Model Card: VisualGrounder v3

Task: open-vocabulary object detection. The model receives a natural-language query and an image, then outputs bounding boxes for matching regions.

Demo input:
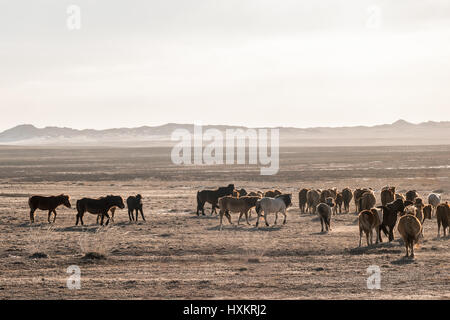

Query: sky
[1,0,450,131]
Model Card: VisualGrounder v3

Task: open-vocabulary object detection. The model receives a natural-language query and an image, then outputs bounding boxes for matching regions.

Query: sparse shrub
[78,226,117,258]
[26,225,55,258]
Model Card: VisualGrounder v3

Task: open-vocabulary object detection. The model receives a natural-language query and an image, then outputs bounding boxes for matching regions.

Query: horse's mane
[276,194,292,207]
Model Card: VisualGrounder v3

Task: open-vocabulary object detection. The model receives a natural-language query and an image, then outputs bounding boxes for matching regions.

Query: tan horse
[218,196,260,230]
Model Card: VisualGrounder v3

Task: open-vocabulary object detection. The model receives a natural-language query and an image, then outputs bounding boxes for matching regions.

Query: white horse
[255,194,292,227]
[428,193,441,215]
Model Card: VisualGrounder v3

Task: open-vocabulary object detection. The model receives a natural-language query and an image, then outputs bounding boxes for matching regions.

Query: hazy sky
[1,0,450,131]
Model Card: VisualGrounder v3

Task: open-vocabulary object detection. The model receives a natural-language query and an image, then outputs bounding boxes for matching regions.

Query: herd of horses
[196,184,449,258]
[27,183,449,257]
[28,194,145,226]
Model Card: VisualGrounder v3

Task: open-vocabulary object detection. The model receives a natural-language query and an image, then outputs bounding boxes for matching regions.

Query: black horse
[127,194,145,222]
[76,195,124,226]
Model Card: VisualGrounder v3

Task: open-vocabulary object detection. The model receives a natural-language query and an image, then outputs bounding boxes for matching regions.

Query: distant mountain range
[0,120,449,146]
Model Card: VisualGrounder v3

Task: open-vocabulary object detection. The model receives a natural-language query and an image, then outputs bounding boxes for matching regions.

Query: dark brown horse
[196,184,235,215]
[28,194,71,223]
[127,194,145,222]
[76,195,125,226]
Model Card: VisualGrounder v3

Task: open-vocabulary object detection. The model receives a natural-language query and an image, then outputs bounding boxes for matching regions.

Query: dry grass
[78,226,119,258]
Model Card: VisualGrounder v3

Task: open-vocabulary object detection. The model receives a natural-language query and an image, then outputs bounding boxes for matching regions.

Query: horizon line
[2,119,449,133]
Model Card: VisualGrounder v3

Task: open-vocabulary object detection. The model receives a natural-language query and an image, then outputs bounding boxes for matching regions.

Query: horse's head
[108,195,125,209]
[136,194,143,201]
[60,194,71,208]
[325,197,335,207]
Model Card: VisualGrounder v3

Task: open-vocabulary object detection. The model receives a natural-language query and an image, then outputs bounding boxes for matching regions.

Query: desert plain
[0,145,448,299]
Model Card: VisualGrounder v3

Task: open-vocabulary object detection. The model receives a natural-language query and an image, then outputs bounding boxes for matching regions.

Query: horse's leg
[255,212,260,227]
[283,209,287,225]
[48,210,52,224]
[140,208,146,221]
[274,212,278,225]
[237,212,243,225]
[225,212,232,225]
[200,201,205,216]
[128,209,133,221]
[29,209,36,223]
[103,212,111,226]
[104,212,111,225]
[437,220,441,237]
[389,227,394,242]
[359,228,362,247]
[264,211,269,227]
[320,218,324,232]
[135,209,139,222]
[96,215,100,224]
[245,210,250,225]
[110,208,115,223]
[52,210,57,223]
[219,210,224,230]
[197,200,204,216]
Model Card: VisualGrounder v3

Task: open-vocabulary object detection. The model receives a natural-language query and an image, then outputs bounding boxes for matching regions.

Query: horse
[218,196,260,230]
[127,194,145,222]
[377,198,405,242]
[196,184,235,215]
[76,195,125,226]
[254,194,292,227]
[28,194,71,223]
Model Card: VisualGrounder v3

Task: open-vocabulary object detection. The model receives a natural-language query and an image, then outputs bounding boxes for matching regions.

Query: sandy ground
[0,146,448,299]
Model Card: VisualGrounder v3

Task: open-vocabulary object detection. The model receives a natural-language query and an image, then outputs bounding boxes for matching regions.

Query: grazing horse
[28,194,71,223]
[255,194,292,227]
[76,195,125,226]
[127,194,145,222]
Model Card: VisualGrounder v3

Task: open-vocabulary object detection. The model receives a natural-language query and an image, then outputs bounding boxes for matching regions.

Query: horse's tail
[358,197,364,212]
[196,191,200,207]
[76,199,83,214]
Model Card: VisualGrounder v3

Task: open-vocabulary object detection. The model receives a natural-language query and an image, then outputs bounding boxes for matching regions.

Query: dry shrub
[78,226,118,258]
[26,225,56,257]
